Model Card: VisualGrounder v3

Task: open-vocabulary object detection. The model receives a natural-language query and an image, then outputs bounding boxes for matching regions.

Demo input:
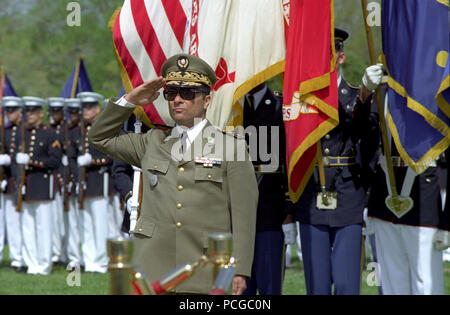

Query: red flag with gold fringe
[282,0,339,202]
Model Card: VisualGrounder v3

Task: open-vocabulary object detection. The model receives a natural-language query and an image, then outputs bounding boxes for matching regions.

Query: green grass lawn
[1,245,449,295]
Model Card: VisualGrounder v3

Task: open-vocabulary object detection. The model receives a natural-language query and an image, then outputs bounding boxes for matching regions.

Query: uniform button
[324,148,330,155]
[179,167,184,172]
[207,174,212,179]
[29,153,34,157]
[177,203,182,209]
[325,134,331,140]
[138,228,143,232]
[154,165,158,169]
[176,222,182,228]
[425,178,431,183]
[177,185,183,191]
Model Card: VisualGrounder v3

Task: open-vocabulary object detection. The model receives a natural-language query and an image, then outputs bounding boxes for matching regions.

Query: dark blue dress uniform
[69,121,115,199]
[0,96,25,270]
[242,84,287,295]
[47,97,69,264]
[288,77,376,295]
[20,123,63,201]
[75,91,112,273]
[367,147,445,228]
[2,122,20,196]
[19,96,63,275]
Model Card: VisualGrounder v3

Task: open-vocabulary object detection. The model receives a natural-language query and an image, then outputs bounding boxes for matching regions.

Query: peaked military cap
[161,53,217,88]
[47,97,65,110]
[77,92,104,107]
[2,96,23,108]
[65,98,81,112]
[23,96,45,109]
[335,27,349,51]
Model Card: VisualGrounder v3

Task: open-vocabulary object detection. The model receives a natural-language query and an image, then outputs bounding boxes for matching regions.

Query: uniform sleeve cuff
[115,96,137,108]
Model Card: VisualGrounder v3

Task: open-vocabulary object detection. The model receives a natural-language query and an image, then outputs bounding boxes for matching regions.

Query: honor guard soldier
[76,91,114,273]
[47,97,68,265]
[64,98,83,268]
[17,96,63,275]
[241,83,289,295]
[0,96,25,271]
[89,53,258,294]
[366,92,449,294]
[285,28,383,294]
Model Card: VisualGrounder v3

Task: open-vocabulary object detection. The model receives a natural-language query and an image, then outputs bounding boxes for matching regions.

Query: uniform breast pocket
[194,167,223,186]
[146,158,170,188]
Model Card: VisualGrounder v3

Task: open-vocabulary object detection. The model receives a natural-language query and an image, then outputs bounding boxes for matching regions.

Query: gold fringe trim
[435,73,450,117]
[387,109,450,174]
[387,76,449,138]
[228,59,286,127]
[287,118,338,202]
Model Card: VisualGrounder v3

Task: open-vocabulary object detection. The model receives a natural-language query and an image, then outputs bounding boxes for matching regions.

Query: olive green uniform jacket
[88,100,258,294]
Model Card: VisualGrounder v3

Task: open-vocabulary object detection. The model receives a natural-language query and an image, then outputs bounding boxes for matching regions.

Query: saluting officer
[17,96,62,275]
[285,28,383,294]
[0,96,25,271]
[63,98,84,268]
[47,97,68,265]
[242,83,289,295]
[88,53,258,294]
[75,92,114,273]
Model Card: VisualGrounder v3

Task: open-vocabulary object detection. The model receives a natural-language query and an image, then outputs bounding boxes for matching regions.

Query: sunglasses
[163,87,209,101]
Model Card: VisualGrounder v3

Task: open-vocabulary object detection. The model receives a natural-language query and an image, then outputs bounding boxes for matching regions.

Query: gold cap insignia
[177,56,189,71]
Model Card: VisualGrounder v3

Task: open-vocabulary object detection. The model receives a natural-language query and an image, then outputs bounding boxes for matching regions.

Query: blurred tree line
[0,0,381,100]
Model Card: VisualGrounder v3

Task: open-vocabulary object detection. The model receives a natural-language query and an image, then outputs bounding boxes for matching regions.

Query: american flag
[111,0,192,127]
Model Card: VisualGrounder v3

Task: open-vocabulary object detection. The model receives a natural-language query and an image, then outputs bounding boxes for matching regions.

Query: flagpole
[361,0,399,203]
[70,55,83,98]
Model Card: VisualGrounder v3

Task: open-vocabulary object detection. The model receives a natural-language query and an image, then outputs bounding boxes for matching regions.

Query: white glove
[0,154,11,166]
[433,230,450,251]
[282,223,297,245]
[126,197,134,215]
[62,155,69,166]
[77,153,92,167]
[16,153,30,165]
[1,179,7,192]
[362,63,383,91]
